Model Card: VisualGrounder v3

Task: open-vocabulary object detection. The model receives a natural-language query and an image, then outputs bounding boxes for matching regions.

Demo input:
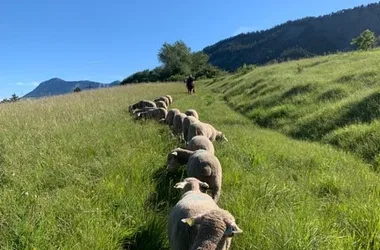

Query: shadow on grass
[121,217,169,250]
[145,165,185,213]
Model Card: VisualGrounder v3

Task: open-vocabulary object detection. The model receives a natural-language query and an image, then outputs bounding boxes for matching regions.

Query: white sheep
[173,113,187,134]
[166,95,173,104]
[185,109,199,120]
[187,150,223,203]
[167,149,223,202]
[155,100,168,110]
[168,178,242,250]
[167,148,194,172]
[182,116,198,142]
[187,121,228,142]
[186,135,215,155]
[154,96,170,107]
[128,100,156,113]
[166,108,180,126]
[135,108,167,121]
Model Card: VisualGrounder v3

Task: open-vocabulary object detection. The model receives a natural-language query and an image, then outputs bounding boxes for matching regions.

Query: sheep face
[167,151,182,172]
[174,177,209,193]
[216,133,228,142]
[182,209,243,237]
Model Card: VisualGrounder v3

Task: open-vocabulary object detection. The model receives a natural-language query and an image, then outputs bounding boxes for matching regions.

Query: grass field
[206,49,380,167]
[1,51,380,249]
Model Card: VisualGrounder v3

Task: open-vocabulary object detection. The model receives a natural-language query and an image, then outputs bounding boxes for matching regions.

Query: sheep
[187,150,223,203]
[167,149,222,202]
[155,100,168,110]
[187,135,215,155]
[135,108,167,121]
[166,95,173,104]
[154,96,170,107]
[173,113,187,134]
[185,109,199,120]
[168,178,242,250]
[166,108,180,126]
[187,121,228,142]
[167,148,194,172]
[128,100,156,113]
[131,107,155,114]
[182,116,198,142]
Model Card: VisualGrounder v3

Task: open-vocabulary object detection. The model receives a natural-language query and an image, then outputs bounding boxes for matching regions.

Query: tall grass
[1,80,380,249]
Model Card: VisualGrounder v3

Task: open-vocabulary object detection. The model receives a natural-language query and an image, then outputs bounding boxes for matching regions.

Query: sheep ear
[222,135,228,142]
[200,182,209,189]
[224,224,243,236]
[181,218,196,226]
[174,181,186,189]
[171,151,178,156]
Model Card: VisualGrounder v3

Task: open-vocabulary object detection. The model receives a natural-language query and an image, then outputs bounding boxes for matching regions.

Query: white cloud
[14,81,40,86]
[233,26,257,36]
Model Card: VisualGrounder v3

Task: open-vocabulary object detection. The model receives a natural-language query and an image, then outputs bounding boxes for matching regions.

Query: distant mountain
[204,2,380,71]
[23,78,121,98]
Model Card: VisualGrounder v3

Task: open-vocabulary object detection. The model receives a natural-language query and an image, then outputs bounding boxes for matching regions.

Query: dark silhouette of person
[186,75,195,94]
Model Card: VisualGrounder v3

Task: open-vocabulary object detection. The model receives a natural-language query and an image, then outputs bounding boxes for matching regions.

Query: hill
[204,2,380,70]
[205,48,380,167]
[1,53,380,249]
[23,78,120,98]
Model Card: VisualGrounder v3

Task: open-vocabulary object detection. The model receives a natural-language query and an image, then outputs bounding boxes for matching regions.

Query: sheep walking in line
[165,95,173,105]
[187,150,223,203]
[168,178,242,250]
[154,96,170,107]
[155,100,168,110]
[182,116,198,143]
[128,100,156,113]
[167,149,223,203]
[166,109,181,126]
[135,108,167,121]
[188,121,228,142]
[185,109,199,120]
[173,113,187,134]
[187,135,215,155]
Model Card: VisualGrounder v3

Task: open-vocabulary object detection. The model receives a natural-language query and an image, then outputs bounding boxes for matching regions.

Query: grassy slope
[1,79,380,249]
[206,49,380,165]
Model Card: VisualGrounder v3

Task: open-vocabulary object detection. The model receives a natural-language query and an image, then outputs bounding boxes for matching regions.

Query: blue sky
[0,0,377,98]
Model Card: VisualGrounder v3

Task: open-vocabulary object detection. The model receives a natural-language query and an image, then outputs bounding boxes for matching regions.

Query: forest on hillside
[204,2,380,70]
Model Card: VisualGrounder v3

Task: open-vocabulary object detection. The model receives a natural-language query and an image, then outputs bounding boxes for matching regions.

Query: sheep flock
[128,95,242,250]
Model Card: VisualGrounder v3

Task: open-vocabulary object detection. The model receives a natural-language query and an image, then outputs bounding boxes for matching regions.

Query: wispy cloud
[233,26,257,36]
[14,81,39,86]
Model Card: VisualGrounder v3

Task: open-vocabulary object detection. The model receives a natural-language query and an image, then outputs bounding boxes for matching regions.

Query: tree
[351,29,376,50]
[158,40,192,77]
[73,87,81,92]
[10,94,20,102]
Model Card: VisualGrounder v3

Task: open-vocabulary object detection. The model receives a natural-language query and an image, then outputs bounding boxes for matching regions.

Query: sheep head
[182,209,242,236]
[174,177,209,193]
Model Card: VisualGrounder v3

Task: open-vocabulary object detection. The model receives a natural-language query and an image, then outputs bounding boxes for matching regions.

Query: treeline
[204,2,380,70]
[1,94,20,104]
[121,41,224,85]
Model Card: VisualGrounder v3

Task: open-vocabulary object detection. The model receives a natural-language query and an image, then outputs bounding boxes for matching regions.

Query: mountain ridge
[23,78,121,98]
[203,2,380,70]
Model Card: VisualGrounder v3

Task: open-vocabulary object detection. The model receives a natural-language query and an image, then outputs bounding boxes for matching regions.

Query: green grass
[206,49,380,164]
[1,76,380,249]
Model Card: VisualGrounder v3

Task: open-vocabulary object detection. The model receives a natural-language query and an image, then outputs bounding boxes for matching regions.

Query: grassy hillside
[206,49,380,167]
[1,79,380,249]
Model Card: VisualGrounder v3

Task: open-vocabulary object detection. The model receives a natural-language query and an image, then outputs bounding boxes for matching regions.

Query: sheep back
[187,136,215,155]
[187,150,222,203]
